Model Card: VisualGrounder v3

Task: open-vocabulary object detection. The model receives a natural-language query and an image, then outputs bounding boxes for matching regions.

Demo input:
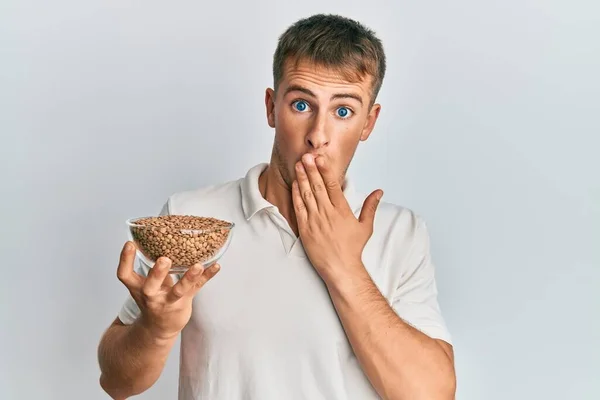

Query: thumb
[359,189,383,226]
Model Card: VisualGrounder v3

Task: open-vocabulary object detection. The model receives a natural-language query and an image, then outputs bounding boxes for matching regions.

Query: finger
[161,272,175,288]
[302,154,330,209]
[359,190,383,227]
[193,263,221,291]
[295,160,318,214]
[291,180,308,226]
[315,156,346,207]
[167,263,204,302]
[142,257,172,296]
[117,241,143,290]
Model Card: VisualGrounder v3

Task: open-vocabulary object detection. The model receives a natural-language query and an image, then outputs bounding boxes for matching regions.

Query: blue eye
[337,107,351,118]
[293,100,309,112]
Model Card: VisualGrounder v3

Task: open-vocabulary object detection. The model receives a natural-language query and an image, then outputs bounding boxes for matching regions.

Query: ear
[265,88,276,128]
[360,103,381,142]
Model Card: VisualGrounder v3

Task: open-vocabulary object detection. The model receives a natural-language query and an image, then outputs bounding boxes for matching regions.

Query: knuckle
[116,270,127,283]
[171,285,185,298]
[312,183,324,192]
[302,190,313,200]
[141,285,154,298]
[325,180,337,190]
[298,225,308,236]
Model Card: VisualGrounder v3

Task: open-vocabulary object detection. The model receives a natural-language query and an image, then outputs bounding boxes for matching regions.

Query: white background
[1,1,598,399]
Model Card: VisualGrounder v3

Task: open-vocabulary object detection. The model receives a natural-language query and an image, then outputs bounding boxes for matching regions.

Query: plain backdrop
[1,1,598,399]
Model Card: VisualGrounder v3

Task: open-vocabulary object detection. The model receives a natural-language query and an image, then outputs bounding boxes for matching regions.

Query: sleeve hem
[117,304,139,325]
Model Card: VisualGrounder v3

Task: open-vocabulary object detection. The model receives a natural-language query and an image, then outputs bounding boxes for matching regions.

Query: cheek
[335,136,361,167]
[274,129,302,169]
[276,114,308,148]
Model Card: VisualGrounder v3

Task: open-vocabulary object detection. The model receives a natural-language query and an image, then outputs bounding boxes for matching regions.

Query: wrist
[135,316,179,346]
[323,261,372,297]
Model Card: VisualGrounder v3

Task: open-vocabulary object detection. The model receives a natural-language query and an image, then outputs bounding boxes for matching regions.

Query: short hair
[273,14,386,107]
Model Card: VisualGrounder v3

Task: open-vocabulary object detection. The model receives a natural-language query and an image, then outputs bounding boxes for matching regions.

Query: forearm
[98,318,177,399]
[325,268,455,400]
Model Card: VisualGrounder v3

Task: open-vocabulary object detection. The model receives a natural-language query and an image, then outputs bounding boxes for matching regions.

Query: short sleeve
[391,217,452,344]
[117,201,170,325]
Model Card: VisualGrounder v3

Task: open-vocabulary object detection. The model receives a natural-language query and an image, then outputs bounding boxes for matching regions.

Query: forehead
[280,58,373,97]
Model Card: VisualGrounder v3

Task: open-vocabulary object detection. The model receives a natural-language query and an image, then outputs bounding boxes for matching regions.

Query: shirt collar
[241,163,365,220]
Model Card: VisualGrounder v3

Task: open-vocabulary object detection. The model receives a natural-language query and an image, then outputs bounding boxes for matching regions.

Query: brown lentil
[130,215,232,267]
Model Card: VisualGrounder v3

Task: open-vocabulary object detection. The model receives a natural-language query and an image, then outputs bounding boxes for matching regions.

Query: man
[98,13,456,400]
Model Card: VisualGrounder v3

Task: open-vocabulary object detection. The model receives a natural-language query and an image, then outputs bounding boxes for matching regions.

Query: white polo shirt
[118,162,452,400]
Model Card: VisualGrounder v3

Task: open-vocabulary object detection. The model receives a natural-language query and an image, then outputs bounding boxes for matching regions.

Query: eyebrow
[284,84,363,106]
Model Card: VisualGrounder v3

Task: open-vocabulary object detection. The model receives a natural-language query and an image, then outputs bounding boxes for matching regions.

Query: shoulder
[371,198,432,253]
[374,199,428,235]
[164,176,244,219]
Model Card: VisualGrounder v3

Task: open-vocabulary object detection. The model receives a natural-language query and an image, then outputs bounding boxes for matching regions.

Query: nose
[305,113,330,149]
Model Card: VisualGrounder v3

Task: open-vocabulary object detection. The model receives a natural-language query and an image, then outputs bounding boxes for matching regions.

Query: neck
[258,164,299,236]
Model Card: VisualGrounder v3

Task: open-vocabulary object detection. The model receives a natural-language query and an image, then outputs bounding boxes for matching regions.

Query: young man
[98,14,456,400]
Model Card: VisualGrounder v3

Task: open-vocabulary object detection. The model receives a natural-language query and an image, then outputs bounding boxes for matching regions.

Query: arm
[98,317,177,399]
[325,267,455,400]
[290,154,455,400]
[98,242,221,399]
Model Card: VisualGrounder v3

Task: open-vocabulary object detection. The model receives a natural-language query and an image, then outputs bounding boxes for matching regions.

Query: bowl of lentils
[126,215,235,273]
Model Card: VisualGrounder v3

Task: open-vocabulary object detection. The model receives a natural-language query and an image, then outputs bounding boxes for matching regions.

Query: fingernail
[125,242,133,252]
[376,191,383,200]
[158,257,171,268]
[190,263,202,275]
[305,154,314,164]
